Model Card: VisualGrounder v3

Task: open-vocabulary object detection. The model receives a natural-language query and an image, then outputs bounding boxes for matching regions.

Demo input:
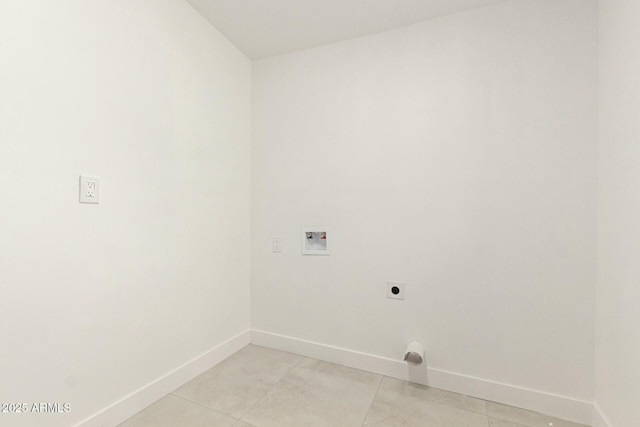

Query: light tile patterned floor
[119,345,588,427]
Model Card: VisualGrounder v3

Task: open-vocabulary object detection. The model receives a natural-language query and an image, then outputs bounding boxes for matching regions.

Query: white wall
[252,0,597,405]
[595,0,640,426]
[0,1,251,426]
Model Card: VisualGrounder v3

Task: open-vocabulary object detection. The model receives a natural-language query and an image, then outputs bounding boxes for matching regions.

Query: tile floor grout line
[268,356,298,388]
[383,385,497,421]
[234,355,299,424]
[231,418,257,427]
[385,375,493,418]
[170,350,298,423]
[484,398,489,421]
[170,348,302,425]
[168,392,242,422]
[293,354,307,366]
[359,373,385,427]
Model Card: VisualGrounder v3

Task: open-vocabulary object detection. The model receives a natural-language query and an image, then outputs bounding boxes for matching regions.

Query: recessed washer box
[301,227,329,255]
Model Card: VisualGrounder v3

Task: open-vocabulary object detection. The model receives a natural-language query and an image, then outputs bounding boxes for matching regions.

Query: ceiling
[185,0,508,59]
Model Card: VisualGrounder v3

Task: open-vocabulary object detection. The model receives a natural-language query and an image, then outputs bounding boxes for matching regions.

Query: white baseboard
[74,329,598,427]
[251,329,594,426]
[76,330,251,427]
[592,403,612,427]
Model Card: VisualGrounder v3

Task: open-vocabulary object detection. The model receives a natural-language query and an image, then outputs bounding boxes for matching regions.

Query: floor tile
[242,365,379,427]
[119,346,591,427]
[118,394,236,427]
[488,417,528,426]
[237,344,303,365]
[364,386,489,427]
[486,402,588,427]
[297,357,383,387]
[172,351,293,418]
[379,376,487,415]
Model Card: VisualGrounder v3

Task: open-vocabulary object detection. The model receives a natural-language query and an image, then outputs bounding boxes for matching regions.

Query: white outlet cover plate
[79,175,100,204]
[387,281,405,300]
[272,236,282,253]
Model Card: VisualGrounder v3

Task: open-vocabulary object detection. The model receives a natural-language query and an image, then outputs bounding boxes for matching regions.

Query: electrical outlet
[387,281,405,300]
[86,182,96,197]
[79,175,100,204]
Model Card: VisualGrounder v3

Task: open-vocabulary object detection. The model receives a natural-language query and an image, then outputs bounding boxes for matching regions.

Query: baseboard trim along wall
[592,403,613,427]
[251,329,595,426]
[76,328,601,427]
[76,330,251,427]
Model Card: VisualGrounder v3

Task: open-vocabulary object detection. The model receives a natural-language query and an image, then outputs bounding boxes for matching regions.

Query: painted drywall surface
[0,1,251,426]
[596,0,640,425]
[252,0,597,401]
